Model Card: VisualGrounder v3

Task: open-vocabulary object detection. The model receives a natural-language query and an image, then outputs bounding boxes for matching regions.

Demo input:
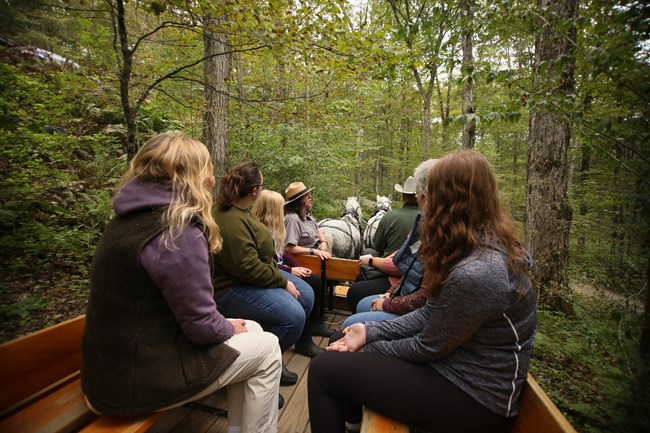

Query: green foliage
[532,293,646,433]
[0,2,648,430]
[0,50,125,339]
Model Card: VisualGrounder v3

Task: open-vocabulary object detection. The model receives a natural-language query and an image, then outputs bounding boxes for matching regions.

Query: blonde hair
[117,132,222,253]
[252,190,286,255]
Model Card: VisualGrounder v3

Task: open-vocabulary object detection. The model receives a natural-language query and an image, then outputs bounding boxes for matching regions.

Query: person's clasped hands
[327,323,367,352]
[370,293,388,311]
[291,266,312,278]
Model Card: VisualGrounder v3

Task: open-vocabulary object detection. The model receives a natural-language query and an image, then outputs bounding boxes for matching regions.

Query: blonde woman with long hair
[253,190,334,338]
[82,132,282,433]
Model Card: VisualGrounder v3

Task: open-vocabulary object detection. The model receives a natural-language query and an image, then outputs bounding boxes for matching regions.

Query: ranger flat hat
[284,182,315,204]
[394,176,417,195]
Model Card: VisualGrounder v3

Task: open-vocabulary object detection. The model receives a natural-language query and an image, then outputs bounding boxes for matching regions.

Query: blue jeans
[342,295,398,328]
[216,270,314,352]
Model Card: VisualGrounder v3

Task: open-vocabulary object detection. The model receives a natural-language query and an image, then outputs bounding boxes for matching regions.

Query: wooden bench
[295,255,578,433]
[1,256,577,433]
[0,315,164,433]
[293,254,359,313]
[358,374,578,433]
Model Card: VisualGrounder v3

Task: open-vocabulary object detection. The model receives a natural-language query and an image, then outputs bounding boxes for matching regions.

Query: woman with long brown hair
[308,150,537,433]
[212,162,323,387]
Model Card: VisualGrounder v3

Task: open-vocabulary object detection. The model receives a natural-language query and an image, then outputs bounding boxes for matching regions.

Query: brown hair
[217,161,262,210]
[284,196,309,221]
[419,150,529,297]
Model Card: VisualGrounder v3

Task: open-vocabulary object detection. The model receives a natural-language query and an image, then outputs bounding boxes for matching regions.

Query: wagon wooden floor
[148,310,350,433]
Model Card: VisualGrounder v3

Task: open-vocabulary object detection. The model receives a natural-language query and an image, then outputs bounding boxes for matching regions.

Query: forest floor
[573,282,644,311]
[0,266,89,342]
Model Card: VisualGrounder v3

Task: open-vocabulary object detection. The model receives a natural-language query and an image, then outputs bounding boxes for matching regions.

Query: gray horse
[318,197,363,259]
[362,195,392,250]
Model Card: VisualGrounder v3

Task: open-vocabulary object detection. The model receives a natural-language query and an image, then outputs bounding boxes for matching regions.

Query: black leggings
[346,278,391,312]
[308,351,509,433]
[304,274,323,320]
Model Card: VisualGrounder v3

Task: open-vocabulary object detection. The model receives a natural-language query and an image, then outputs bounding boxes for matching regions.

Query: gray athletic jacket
[365,246,537,417]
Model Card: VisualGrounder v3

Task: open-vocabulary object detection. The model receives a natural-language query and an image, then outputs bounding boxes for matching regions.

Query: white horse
[362,195,392,250]
[318,197,363,259]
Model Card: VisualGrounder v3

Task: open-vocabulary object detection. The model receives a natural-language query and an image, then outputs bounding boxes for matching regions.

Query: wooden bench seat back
[294,255,360,312]
[509,374,577,433]
[293,255,360,282]
[0,315,86,414]
[293,254,324,277]
[321,258,359,281]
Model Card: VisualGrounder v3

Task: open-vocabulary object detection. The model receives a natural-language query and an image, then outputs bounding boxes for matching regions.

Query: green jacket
[373,202,420,257]
[212,206,288,298]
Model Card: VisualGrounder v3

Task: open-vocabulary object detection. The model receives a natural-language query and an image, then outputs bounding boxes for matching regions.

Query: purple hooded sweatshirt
[113,178,234,345]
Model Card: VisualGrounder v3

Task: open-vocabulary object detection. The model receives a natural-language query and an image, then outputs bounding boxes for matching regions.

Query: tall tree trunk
[202,14,231,189]
[355,128,364,196]
[576,140,591,256]
[411,65,435,156]
[525,0,578,314]
[114,0,138,160]
[460,0,475,149]
[634,178,650,431]
[276,54,289,151]
[634,252,650,431]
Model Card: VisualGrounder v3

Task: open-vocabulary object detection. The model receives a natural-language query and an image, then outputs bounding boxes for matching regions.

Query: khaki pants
[163,320,282,433]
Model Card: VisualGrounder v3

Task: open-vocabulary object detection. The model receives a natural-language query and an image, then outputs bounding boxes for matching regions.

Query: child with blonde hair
[253,190,335,339]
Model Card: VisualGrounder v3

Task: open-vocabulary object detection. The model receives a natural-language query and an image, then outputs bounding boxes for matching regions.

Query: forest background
[0,1,648,432]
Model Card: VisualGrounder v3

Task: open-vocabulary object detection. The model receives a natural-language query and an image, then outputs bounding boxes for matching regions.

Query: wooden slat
[0,315,86,413]
[293,254,325,277]
[510,374,578,433]
[359,374,578,433]
[0,378,96,433]
[294,256,359,312]
[360,407,409,433]
[293,256,359,282]
[78,411,165,433]
[322,258,359,282]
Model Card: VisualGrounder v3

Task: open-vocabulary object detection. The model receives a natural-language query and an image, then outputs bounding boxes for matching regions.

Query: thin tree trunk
[114,0,138,160]
[576,140,591,256]
[525,0,578,314]
[202,13,231,189]
[461,0,475,149]
[411,65,436,156]
[634,203,650,431]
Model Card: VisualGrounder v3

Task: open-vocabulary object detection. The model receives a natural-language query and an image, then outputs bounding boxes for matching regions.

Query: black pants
[304,274,323,320]
[346,278,391,312]
[308,351,509,433]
